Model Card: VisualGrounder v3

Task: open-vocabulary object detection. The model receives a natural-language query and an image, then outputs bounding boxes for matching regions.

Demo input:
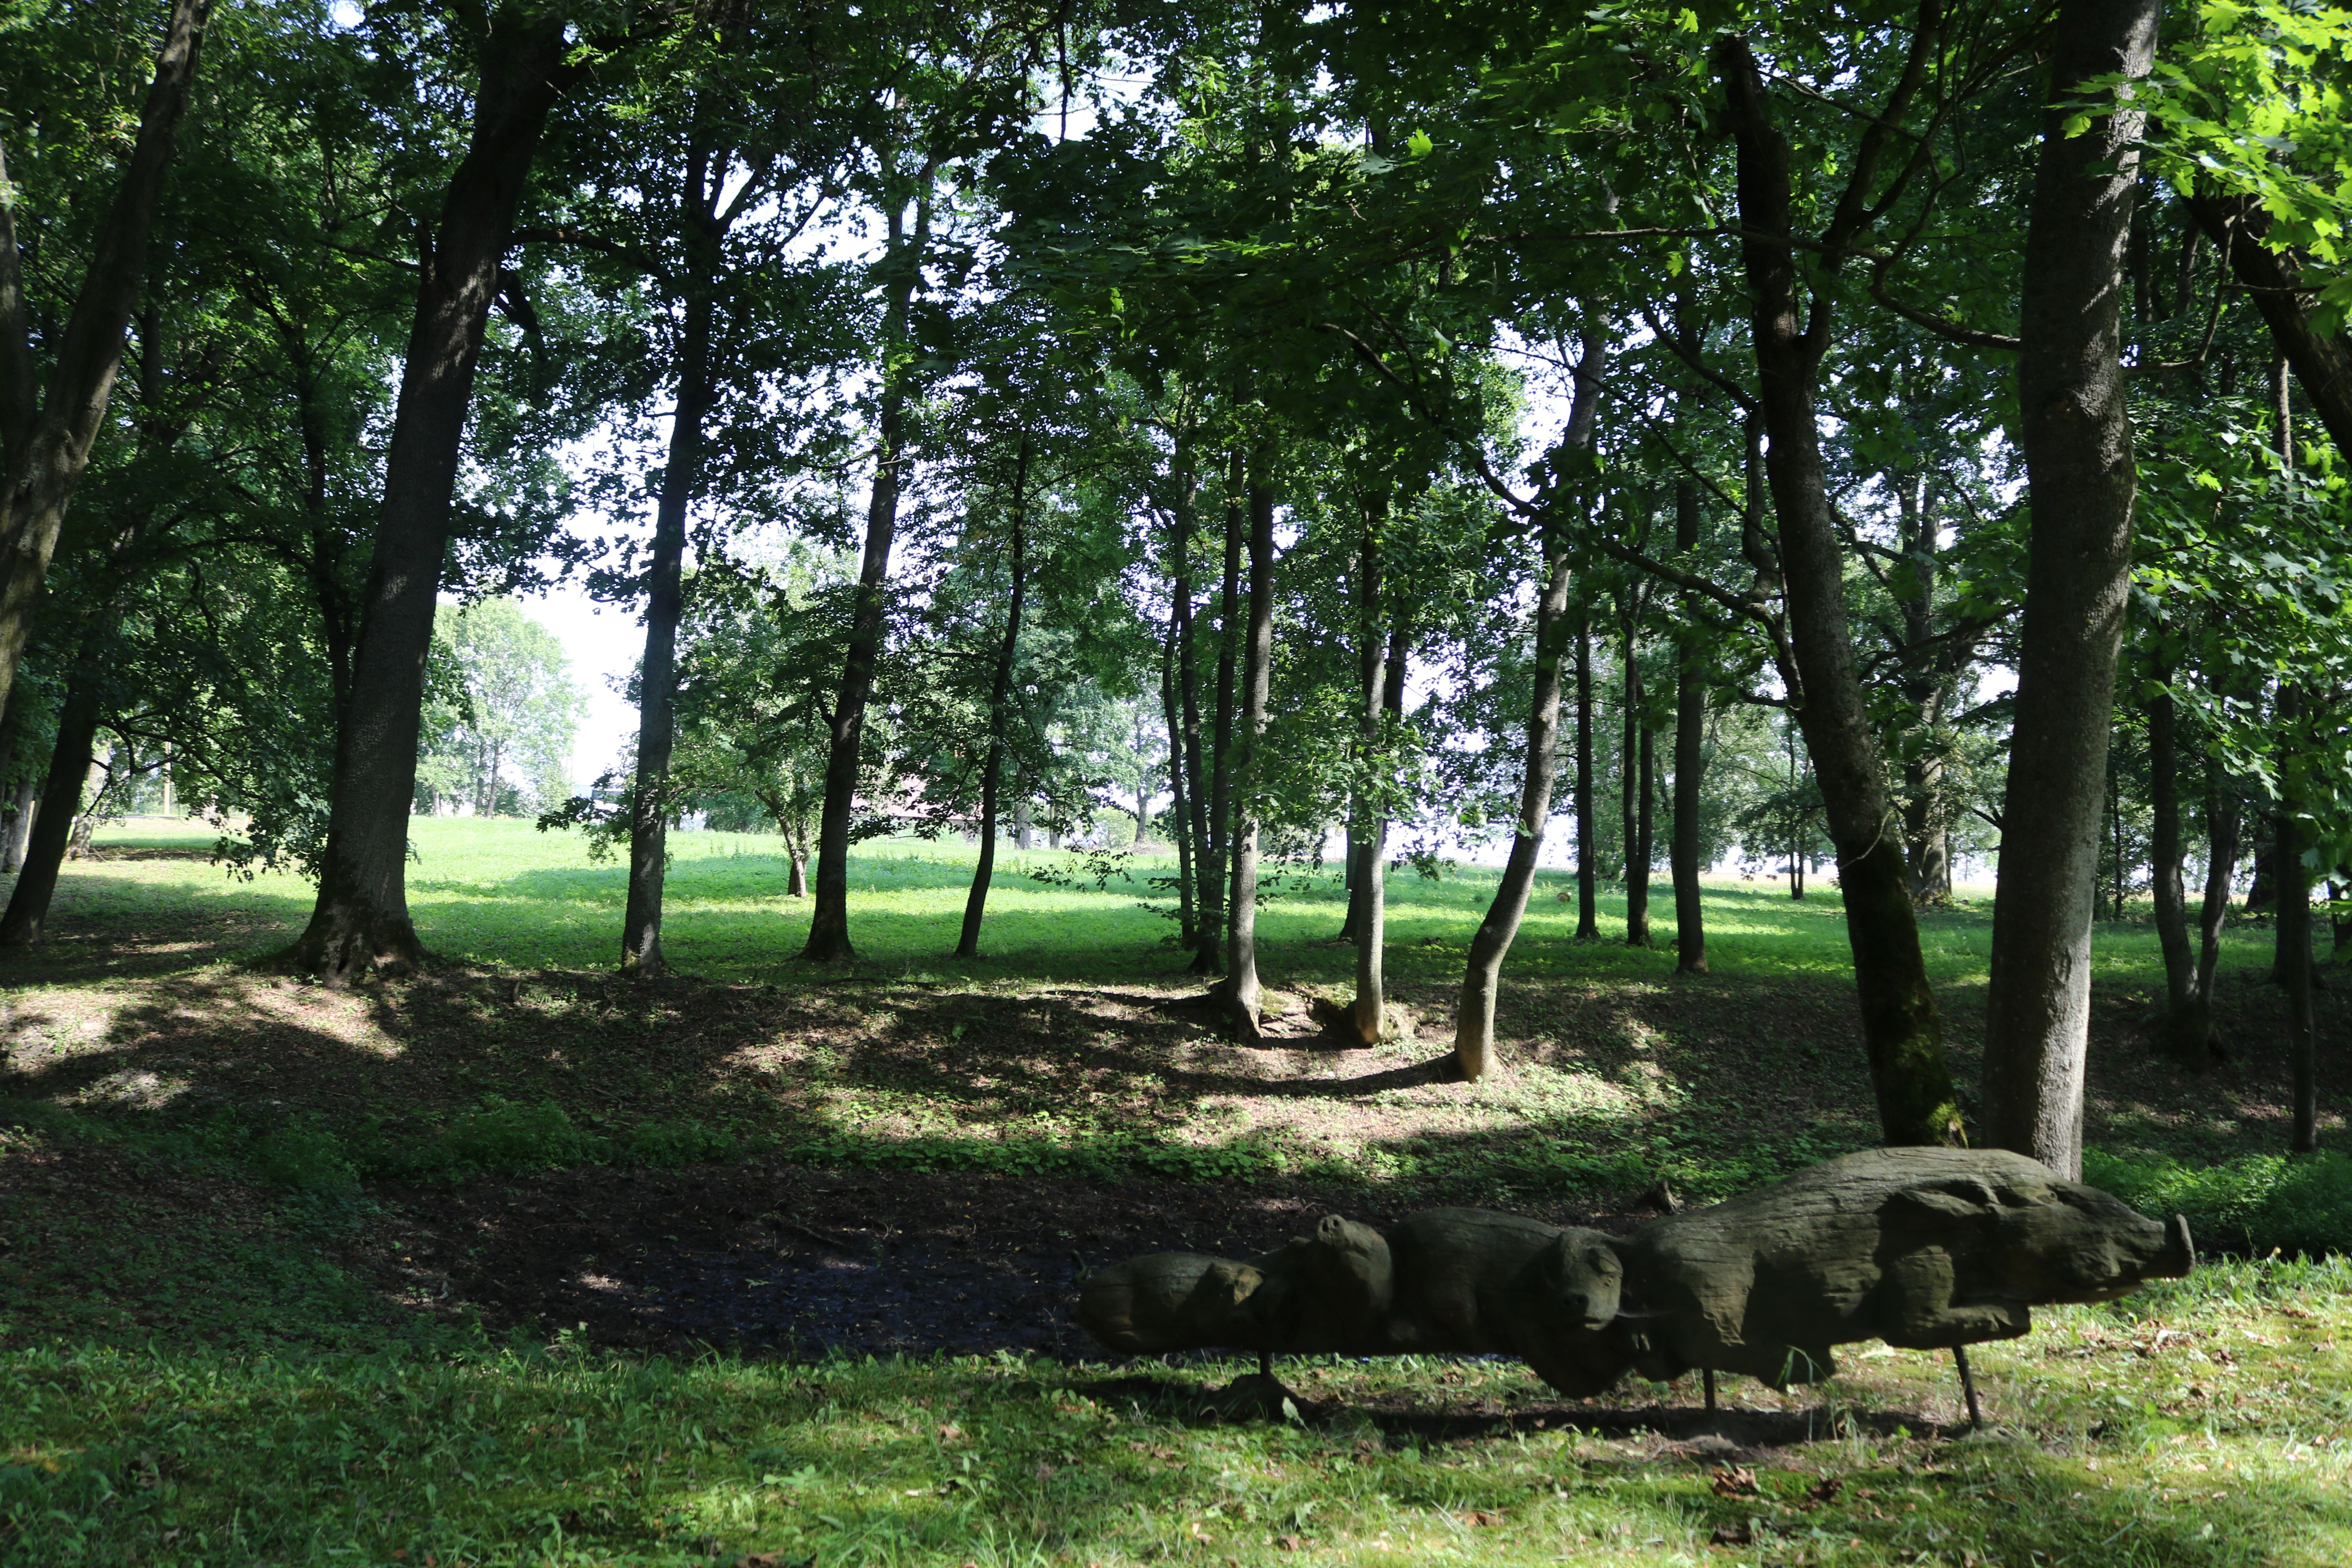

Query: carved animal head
[1075,1252,1273,1353]
[1307,1214,1396,1317]
[1535,1227,1625,1330]
[1887,1172,2194,1303]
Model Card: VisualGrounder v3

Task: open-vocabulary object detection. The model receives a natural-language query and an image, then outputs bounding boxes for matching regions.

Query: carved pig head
[1888,1170,2194,1304]
[1533,1227,1625,1330]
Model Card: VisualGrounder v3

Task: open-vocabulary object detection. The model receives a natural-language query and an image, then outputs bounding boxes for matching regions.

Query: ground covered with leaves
[2,820,2348,1564]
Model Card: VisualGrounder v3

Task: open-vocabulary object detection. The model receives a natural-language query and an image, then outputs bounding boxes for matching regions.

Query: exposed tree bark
[1173,453,1212,961]
[786,852,807,898]
[1455,303,1608,1079]
[1894,469,1955,902]
[621,191,722,975]
[1716,27,1963,1146]
[804,183,930,962]
[0,0,213,724]
[1574,613,1599,940]
[2186,193,2352,462]
[2185,758,2239,1053]
[0,648,102,946]
[1623,605,1652,947]
[957,436,1029,959]
[1671,477,1708,973]
[1195,452,1243,975]
[1220,455,1278,1038]
[296,11,576,980]
[1982,0,2158,1177]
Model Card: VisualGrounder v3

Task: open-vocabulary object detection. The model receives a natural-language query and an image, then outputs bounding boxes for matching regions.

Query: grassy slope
[2,818,2348,1566]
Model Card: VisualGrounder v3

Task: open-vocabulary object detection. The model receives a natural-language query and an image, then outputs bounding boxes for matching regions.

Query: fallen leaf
[1275,1535,1306,1552]
[936,1423,964,1443]
[1711,1520,1755,1546]
[1464,1510,1504,1527]
[1808,1475,1844,1503]
[1711,1465,1759,1497]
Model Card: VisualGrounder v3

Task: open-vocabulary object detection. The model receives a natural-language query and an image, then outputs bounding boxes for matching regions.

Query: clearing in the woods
[2,819,2347,1566]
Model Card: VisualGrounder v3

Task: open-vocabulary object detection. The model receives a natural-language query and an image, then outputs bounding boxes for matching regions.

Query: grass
[2,815,2347,1564]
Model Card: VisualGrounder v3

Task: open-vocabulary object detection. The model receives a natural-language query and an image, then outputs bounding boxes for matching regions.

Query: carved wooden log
[1073,1149,2192,1403]
[1607,1147,2195,1388]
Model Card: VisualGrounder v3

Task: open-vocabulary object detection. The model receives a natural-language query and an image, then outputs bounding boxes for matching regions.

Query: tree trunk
[805,187,929,963]
[1574,612,1599,940]
[1196,452,1243,975]
[1175,453,1212,960]
[957,436,1029,959]
[2148,675,2198,1047]
[621,154,728,976]
[1625,627,1653,947]
[1981,0,2158,1177]
[2,776,34,873]
[1455,304,1608,1078]
[295,12,574,980]
[1220,457,1278,1037]
[787,853,807,898]
[0,0,212,724]
[0,655,102,946]
[1717,32,1963,1146]
[1671,478,1708,974]
[1160,622,1196,947]
[1348,503,1388,1045]
[2184,761,2239,1054]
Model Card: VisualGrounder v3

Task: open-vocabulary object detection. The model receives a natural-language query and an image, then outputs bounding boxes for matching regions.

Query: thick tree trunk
[296,12,573,980]
[621,275,717,975]
[1982,0,2157,1177]
[1671,478,1708,973]
[1574,613,1599,940]
[0,0,212,723]
[1455,305,1608,1078]
[805,191,928,963]
[786,853,807,898]
[0,656,102,946]
[2148,676,2199,1047]
[957,437,1028,959]
[1717,32,1962,1145]
[1195,453,1243,975]
[1220,461,1278,1037]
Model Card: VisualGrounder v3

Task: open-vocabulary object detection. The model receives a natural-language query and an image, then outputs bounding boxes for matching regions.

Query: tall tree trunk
[1633,701,1656,944]
[786,851,807,898]
[1195,452,1243,975]
[1161,624,1195,945]
[1620,616,1639,896]
[0,0,212,723]
[957,437,1029,959]
[1455,305,1608,1078]
[1220,456,1278,1037]
[1717,30,1963,1146]
[1671,477,1708,974]
[2148,673,2199,1049]
[1574,613,1599,940]
[0,650,102,946]
[1624,617,1652,947]
[1348,501,1388,1045]
[295,12,574,980]
[2185,761,2239,1054]
[1174,456,1212,959]
[621,245,719,975]
[804,187,929,963]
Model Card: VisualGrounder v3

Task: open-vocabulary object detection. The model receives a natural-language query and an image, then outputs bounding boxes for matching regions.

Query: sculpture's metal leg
[1703,1368,1717,1412]
[1953,1345,1982,1429]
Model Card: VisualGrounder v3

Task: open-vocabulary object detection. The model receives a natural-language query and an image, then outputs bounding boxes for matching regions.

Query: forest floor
[1,818,2348,1566]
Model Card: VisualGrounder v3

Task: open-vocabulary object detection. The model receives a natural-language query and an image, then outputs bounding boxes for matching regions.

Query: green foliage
[2086,1146,2352,1259]
[443,1097,597,1174]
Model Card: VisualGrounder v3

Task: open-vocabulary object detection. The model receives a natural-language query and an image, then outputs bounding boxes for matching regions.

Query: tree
[416,599,583,818]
